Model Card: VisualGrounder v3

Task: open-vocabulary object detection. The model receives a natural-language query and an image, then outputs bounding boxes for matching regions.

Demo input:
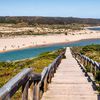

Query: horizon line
[0,16,100,19]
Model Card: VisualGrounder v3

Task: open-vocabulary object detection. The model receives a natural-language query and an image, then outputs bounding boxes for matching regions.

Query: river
[0,39,100,61]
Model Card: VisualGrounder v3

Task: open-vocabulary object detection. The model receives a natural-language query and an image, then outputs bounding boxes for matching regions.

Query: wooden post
[54,63,57,73]
[52,67,54,77]
[94,66,97,77]
[33,82,40,100]
[36,83,40,100]
[85,59,88,66]
[94,62,99,77]
[44,75,48,92]
[83,58,86,66]
[90,63,93,73]
[28,83,34,100]
[22,80,29,100]
[80,57,83,64]
[82,57,84,65]
[48,72,52,83]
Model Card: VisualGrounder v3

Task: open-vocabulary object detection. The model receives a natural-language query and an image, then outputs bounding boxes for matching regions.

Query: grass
[85,65,91,72]
[72,44,100,62]
[0,48,64,88]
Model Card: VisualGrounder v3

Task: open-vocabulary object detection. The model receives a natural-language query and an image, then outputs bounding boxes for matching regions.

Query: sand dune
[0,30,100,52]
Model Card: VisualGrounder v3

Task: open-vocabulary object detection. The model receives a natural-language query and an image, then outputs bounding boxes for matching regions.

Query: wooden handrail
[0,49,66,100]
[0,68,32,99]
[70,48,100,77]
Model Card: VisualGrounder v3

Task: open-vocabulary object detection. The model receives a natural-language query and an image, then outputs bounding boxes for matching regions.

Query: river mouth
[0,39,100,62]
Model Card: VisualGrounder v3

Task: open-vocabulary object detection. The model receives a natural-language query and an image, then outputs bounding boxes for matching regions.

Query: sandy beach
[0,29,100,52]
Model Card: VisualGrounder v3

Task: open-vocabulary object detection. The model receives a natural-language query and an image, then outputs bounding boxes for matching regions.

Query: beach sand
[0,30,100,52]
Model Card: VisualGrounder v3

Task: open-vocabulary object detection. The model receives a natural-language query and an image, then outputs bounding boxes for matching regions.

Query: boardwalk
[41,47,97,100]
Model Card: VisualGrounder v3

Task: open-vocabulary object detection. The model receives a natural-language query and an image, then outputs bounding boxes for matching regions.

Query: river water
[0,39,100,61]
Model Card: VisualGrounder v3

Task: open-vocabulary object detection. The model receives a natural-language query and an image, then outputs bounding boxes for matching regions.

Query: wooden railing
[70,48,100,77]
[0,50,65,100]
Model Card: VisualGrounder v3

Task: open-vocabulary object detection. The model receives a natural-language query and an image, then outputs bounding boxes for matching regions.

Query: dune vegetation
[72,44,100,62]
[0,48,64,88]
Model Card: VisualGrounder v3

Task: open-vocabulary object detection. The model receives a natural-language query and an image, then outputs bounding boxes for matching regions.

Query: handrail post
[28,83,34,100]
[90,62,93,73]
[44,74,48,92]
[22,80,29,100]
[31,73,41,100]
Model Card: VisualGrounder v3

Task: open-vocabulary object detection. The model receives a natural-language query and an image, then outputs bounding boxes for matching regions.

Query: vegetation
[1,16,100,37]
[0,48,64,88]
[0,23,84,37]
[72,44,100,92]
[72,44,100,62]
[0,16,100,25]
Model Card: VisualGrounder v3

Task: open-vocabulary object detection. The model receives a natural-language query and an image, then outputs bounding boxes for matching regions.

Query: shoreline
[0,29,100,53]
[0,37,100,53]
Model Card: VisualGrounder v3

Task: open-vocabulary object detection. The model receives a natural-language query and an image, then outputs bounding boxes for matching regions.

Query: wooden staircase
[41,47,97,100]
[0,47,98,100]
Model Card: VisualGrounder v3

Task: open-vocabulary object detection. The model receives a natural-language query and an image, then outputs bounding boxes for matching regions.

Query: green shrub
[72,44,100,62]
[85,65,91,72]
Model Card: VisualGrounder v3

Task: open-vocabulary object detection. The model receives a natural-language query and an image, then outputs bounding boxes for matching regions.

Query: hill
[0,16,100,25]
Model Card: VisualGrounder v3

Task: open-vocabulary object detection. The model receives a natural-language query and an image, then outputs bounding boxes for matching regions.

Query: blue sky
[0,0,100,18]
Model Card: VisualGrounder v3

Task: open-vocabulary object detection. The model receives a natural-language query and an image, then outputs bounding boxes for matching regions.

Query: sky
[0,0,100,18]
